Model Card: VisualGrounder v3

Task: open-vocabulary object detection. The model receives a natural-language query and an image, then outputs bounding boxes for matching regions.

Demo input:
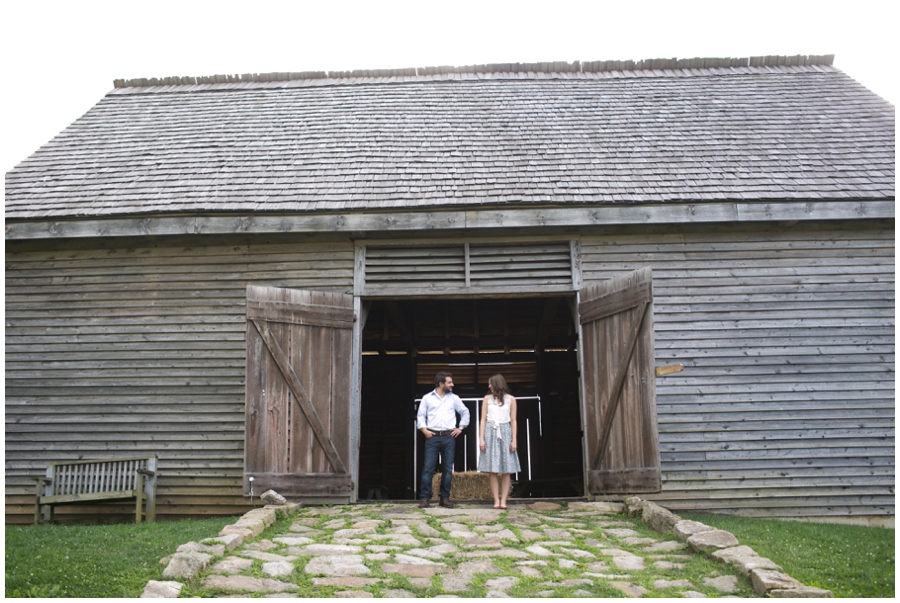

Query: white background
[2,0,896,174]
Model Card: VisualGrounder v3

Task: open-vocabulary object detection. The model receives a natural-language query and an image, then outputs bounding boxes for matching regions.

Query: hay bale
[429,471,494,500]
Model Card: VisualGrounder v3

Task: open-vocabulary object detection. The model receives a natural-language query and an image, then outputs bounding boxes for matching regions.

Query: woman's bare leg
[489,473,500,507]
[500,473,512,507]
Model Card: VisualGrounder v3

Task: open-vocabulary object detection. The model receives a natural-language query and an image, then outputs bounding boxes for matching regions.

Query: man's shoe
[439,499,454,508]
[418,499,430,508]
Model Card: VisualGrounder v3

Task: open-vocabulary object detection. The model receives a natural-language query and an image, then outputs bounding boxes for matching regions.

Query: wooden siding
[581,223,895,522]
[5,240,354,523]
[5,221,894,523]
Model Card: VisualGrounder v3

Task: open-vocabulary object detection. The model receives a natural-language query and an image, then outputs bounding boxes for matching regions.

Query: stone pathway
[142,498,832,598]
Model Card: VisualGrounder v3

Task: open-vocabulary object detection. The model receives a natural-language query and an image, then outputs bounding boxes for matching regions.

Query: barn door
[244,285,354,499]
[579,267,661,494]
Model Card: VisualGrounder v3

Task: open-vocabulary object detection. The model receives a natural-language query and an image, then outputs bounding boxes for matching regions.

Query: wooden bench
[33,456,158,525]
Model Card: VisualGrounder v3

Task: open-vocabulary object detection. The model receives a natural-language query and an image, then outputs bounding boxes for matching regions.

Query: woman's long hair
[488,374,511,406]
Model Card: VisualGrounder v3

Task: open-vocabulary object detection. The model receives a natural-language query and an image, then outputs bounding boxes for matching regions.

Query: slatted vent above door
[361,242,577,296]
[365,246,465,286]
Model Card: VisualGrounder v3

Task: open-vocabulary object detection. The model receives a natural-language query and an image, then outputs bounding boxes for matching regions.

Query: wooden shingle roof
[5,56,895,222]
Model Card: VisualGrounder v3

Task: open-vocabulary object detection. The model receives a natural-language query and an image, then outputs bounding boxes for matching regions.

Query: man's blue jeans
[419,433,455,500]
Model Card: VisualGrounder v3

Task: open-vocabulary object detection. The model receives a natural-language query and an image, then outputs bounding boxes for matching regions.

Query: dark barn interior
[359,297,584,501]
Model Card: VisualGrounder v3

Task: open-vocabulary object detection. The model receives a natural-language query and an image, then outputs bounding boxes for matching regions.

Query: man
[416,371,470,508]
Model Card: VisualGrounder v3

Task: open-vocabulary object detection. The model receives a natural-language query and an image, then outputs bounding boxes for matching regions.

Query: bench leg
[136,479,144,524]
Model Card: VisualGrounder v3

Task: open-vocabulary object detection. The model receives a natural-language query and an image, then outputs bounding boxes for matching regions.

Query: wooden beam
[535,297,561,353]
[6,202,893,240]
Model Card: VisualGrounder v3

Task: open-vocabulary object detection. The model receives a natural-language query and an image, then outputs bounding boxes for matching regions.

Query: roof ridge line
[113,55,835,88]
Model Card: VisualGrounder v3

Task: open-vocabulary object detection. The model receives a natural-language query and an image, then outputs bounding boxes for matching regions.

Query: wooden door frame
[349,236,586,501]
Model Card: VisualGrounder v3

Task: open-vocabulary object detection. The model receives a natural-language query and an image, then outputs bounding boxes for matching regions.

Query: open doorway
[358,297,583,501]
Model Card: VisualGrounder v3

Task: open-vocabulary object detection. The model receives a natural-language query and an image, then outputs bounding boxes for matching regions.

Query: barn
[5,56,894,525]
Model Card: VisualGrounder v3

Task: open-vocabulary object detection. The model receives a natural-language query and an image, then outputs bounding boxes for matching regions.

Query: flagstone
[518,565,543,577]
[558,546,595,558]
[202,574,295,593]
[525,544,558,556]
[301,543,363,555]
[262,560,295,577]
[304,554,371,577]
[461,548,530,558]
[382,563,446,578]
[703,575,739,593]
[334,527,377,538]
[244,550,299,563]
[610,581,648,598]
[411,522,442,537]
[211,556,254,573]
[274,536,313,546]
[462,537,502,548]
[485,576,519,591]
[394,553,443,565]
[601,548,646,571]
[527,502,562,511]
[383,589,417,597]
[312,577,384,587]
[644,540,687,552]
[605,527,640,538]
[655,579,694,588]
[622,536,659,546]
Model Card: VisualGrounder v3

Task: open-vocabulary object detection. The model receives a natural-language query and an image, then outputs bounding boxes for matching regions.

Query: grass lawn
[5,516,236,598]
[683,513,895,598]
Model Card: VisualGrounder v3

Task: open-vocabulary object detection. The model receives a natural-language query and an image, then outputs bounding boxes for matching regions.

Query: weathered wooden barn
[5,56,894,525]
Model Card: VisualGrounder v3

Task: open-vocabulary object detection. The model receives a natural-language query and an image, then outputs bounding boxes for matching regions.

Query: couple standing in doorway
[417,372,522,509]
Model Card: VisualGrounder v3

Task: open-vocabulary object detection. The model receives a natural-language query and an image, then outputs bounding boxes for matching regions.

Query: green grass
[683,513,895,598]
[5,517,237,598]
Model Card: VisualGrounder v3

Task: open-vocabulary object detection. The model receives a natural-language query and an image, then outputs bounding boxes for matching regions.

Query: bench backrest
[45,457,157,496]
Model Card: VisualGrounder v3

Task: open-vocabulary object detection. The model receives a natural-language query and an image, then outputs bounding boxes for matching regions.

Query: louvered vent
[365,246,466,286]
[469,243,572,287]
[362,242,575,294]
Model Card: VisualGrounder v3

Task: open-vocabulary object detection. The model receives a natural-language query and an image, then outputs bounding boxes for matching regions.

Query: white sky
[2,0,896,175]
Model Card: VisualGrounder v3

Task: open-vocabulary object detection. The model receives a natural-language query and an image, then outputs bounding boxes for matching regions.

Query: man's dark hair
[434,372,453,387]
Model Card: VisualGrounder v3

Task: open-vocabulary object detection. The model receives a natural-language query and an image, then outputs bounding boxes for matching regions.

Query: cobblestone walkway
[143,500,829,598]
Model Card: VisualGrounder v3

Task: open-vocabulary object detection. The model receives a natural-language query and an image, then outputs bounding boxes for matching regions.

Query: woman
[477,374,522,509]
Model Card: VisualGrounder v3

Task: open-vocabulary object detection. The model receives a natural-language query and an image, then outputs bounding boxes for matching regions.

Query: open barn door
[579,268,661,494]
[244,286,354,499]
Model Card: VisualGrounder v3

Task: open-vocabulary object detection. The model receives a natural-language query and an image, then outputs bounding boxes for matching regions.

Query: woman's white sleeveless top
[486,394,512,425]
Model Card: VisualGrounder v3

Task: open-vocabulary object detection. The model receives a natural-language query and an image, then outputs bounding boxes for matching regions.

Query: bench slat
[41,490,141,505]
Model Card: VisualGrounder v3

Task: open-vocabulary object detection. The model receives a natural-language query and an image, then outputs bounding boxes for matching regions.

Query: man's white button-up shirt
[416,390,470,431]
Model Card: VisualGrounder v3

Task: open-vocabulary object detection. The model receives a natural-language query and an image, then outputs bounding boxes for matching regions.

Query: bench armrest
[137,468,156,477]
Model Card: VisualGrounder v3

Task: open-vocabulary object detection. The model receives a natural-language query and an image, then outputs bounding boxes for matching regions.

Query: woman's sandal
[492,505,501,509]
[499,505,508,510]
